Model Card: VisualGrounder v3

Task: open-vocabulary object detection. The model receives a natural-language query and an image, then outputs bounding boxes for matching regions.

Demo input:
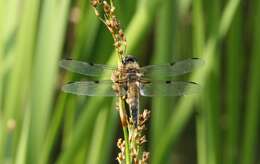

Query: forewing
[60,59,116,77]
[62,80,125,96]
[140,58,204,78]
[140,80,200,97]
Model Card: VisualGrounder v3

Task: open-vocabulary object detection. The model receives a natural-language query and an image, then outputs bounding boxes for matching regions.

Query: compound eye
[123,55,137,64]
[127,58,135,62]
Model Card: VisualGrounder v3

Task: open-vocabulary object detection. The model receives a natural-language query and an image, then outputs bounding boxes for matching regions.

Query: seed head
[90,0,100,7]
[103,1,111,14]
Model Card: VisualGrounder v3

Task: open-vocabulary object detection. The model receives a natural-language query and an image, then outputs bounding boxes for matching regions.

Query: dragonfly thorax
[111,55,142,83]
[124,61,142,83]
[126,72,139,82]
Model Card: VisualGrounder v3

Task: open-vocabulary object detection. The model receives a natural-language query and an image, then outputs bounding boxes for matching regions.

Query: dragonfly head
[122,55,137,65]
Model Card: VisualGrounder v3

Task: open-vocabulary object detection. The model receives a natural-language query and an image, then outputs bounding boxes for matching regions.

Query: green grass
[0,0,259,164]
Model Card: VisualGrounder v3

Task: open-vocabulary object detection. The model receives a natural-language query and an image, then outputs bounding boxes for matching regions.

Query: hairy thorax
[111,62,142,99]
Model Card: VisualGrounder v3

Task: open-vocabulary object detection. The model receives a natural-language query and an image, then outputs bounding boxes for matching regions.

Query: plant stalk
[118,97,131,164]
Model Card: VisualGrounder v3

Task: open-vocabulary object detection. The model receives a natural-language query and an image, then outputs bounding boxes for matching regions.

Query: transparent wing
[62,80,125,96]
[140,58,204,78]
[140,80,200,97]
[59,59,117,77]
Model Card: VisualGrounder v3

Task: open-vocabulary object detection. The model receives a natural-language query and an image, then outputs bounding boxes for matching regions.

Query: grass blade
[241,0,260,163]
[224,4,243,164]
[192,0,207,164]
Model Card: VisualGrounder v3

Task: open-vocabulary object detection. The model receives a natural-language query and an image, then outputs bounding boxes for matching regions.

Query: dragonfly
[60,55,204,127]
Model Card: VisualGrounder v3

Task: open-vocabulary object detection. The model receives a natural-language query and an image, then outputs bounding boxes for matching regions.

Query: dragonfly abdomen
[130,103,139,127]
[126,82,140,127]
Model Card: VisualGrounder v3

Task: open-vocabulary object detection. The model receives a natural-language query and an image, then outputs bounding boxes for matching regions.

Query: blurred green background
[1,0,260,164]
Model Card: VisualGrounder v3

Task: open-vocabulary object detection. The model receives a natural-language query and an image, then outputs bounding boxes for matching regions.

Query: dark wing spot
[65,58,73,60]
[191,57,199,59]
[189,81,198,84]
[170,62,175,66]
[67,81,75,84]
[165,80,171,84]
[89,62,94,66]
[94,80,99,84]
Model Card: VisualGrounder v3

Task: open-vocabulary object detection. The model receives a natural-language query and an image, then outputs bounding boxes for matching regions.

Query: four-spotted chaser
[60,55,203,127]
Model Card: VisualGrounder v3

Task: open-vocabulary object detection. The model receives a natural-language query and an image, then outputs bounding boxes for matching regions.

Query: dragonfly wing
[62,80,125,96]
[140,58,204,78]
[140,80,201,97]
[60,59,117,77]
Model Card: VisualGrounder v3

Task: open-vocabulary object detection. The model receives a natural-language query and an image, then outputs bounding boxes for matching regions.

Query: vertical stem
[192,0,206,164]
[225,3,243,164]
[118,97,131,164]
[123,127,130,164]
[204,1,221,164]
[241,0,260,163]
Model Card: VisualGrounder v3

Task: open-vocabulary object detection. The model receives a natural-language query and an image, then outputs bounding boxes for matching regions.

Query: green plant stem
[225,3,243,164]
[192,0,206,164]
[205,1,221,164]
[241,0,260,163]
[123,127,130,164]
[118,97,131,164]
